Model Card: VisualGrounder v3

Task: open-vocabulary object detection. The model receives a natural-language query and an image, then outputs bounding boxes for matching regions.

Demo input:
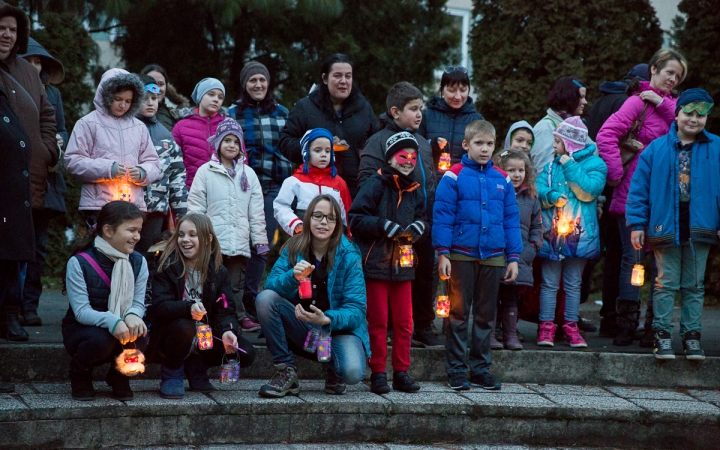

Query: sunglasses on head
[444,66,468,74]
[681,101,713,116]
[144,84,161,95]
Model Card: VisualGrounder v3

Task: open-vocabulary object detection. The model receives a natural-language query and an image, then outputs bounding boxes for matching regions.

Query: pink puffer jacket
[65,68,161,211]
[596,81,677,215]
[172,111,224,188]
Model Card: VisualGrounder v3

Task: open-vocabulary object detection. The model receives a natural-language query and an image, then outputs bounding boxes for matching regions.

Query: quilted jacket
[172,110,225,189]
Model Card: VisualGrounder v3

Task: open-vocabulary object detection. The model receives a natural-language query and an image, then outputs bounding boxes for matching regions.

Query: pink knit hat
[553,116,588,155]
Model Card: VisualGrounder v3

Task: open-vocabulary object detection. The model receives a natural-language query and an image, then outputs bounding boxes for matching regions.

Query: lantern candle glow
[196,322,213,350]
[436,295,450,318]
[631,264,645,287]
[399,245,414,268]
[219,359,240,383]
[317,333,332,362]
[438,152,452,172]
[556,213,572,236]
[298,278,312,299]
[115,348,145,376]
[116,181,132,202]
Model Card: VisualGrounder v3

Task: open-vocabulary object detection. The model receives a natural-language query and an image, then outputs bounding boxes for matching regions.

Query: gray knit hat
[239,62,270,89]
[191,77,225,104]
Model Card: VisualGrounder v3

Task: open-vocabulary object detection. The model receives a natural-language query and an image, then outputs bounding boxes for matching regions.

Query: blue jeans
[652,243,710,335]
[539,257,586,323]
[243,185,280,318]
[255,289,366,385]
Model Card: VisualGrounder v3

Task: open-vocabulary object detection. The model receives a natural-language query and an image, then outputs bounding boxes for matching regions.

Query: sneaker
[447,373,470,391]
[653,330,675,360]
[392,371,420,393]
[411,327,443,348]
[562,322,588,348]
[259,364,300,398]
[470,372,501,390]
[370,373,391,394]
[241,316,261,332]
[537,321,557,346]
[683,331,705,361]
[578,317,597,333]
[324,367,347,395]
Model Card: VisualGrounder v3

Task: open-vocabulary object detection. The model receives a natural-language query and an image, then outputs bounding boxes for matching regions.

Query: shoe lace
[657,339,673,351]
[270,367,292,388]
[685,339,701,351]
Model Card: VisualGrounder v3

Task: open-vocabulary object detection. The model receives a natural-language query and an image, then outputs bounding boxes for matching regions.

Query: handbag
[618,101,649,168]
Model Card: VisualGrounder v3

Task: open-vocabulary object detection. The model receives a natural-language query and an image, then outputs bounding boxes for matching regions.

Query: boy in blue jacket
[627,88,719,361]
[433,120,522,391]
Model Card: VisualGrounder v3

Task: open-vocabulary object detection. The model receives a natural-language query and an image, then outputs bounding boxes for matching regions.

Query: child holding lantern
[626,88,720,360]
[349,131,427,394]
[535,117,607,348]
[65,68,161,227]
[148,213,256,399]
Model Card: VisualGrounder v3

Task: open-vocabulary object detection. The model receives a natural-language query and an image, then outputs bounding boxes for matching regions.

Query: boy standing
[358,81,439,348]
[433,120,522,390]
[626,88,719,361]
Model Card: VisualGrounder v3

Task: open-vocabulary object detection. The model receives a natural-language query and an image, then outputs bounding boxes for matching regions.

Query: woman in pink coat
[596,49,687,347]
[171,78,226,189]
[65,68,161,226]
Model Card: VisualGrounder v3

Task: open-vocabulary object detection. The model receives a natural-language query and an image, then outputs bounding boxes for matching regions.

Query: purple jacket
[172,110,224,188]
[596,81,676,215]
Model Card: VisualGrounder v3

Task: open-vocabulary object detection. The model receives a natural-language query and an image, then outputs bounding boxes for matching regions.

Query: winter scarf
[94,236,134,319]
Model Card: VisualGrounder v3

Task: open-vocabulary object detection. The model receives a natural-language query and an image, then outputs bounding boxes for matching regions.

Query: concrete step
[2,380,719,449]
[2,344,719,389]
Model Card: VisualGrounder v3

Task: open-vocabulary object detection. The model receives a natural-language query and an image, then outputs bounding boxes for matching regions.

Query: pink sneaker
[241,316,261,332]
[537,321,557,346]
[563,322,587,348]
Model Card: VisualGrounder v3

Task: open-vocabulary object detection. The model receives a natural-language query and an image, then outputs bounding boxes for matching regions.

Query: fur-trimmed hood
[0,1,29,59]
[94,68,145,119]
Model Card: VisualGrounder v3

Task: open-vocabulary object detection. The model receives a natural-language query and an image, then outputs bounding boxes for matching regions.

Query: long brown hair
[157,213,223,286]
[495,149,537,198]
[284,194,344,270]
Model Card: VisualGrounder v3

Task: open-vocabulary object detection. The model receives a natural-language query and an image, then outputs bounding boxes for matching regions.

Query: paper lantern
[196,322,213,350]
[436,296,450,318]
[317,333,332,362]
[116,182,132,202]
[298,278,312,299]
[303,328,321,353]
[631,264,645,287]
[115,348,145,376]
[438,152,452,172]
[399,245,414,268]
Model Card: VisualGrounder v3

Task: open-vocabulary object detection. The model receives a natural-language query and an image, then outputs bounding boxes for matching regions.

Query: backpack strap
[77,252,111,288]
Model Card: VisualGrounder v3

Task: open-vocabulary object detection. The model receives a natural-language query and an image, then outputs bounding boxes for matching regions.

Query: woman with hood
[65,68,161,227]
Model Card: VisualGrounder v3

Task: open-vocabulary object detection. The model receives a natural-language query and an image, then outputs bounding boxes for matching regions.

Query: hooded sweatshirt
[503,120,535,150]
[64,68,161,211]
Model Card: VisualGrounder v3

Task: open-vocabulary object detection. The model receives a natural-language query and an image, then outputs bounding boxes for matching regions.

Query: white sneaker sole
[568,342,587,348]
[537,341,554,347]
[685,354,705,361]
[654,353,676,360]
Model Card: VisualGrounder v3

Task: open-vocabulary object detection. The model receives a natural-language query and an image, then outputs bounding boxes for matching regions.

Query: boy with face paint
[349,131,427,395]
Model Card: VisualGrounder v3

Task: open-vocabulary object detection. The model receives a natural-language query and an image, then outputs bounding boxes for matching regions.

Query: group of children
[60,66,718,401]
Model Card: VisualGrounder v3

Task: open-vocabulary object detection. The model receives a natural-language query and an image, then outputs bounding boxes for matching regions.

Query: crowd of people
[1,2,718,402]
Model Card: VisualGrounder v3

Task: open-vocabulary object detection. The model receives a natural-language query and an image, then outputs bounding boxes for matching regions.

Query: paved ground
[130,445,610,449]
[17,290,720,357]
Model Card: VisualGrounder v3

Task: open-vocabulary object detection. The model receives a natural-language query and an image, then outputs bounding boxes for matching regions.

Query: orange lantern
[436,279,450,318]
[196,321,213,350]
[115,180,132,202]
[556,212,572,236]
[436,137,450,172]
[115,348,145,376]
[631,264,645,286]
[399,245,414,268]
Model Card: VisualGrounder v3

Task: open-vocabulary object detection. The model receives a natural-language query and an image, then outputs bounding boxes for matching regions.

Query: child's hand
[559,155,571,165]
[294,260,315,280]
[631,230,645,250]
[438,254,451,280]
[112,320,131,345]
[556,195,568,207]
[294,224,303,234]
[222,331,238,354]
[384,220,402,239]
[404,221,425,243]
[114,163,127,178]
[124,314,148,341]
[431,137,448,155]
[190,302,207,321]
[503,261,519,283]
[128,166,145,182]
[294,303,331,326]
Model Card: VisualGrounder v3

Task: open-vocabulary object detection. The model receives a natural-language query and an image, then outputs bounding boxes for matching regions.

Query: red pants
[366,279,413,373]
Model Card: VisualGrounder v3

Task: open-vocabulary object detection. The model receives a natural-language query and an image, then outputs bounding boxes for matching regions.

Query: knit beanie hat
[240,61,270,89]
[300,128,336,176]
[191,77,225,105]
[552,116,588,155]
[675,88,714,116]
[626,64,650,82]
[207,117,249,191]
[385,131,418,160]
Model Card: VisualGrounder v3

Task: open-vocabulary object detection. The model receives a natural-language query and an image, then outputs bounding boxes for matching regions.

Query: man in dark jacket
[0,1,58,340]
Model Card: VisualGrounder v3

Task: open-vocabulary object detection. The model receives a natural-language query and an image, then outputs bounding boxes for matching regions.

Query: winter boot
[184,356,214,393]
[0,313,29,341]
[69,358,96,401]
[501,307,523,350]
[159,365,185,399]
[106,363,134,401]
[370,372,391,395]
[392,370,421,393]
[489,311,503,350]
[613,299,639,346]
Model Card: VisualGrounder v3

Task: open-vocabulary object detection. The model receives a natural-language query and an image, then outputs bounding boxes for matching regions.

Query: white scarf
[94,236,134,318]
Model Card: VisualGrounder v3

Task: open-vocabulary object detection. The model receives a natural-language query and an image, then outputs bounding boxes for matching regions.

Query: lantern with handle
[399,244,414,268]
[196,319,213,350]
[317,332,332,362]
[219,355,240,383]
[115,344,145,376]
[435,279,450,318]
[631,250,645,287]
[436,137,451,172]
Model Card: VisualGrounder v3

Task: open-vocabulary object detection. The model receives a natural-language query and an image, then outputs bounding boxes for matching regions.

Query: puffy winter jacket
[433,155,522,261]
[597,81,677,215]
[626,124,720,249]
[358,113,436,220]
[531,109,565,175]
[586,81,629,141]
[64,68,161,211]
[349,166,426,282]
[279,89,379,198]
[503,187,543,287]
[536,145,607,260]
[187,159,267,258]
[172,110,225,189]
[264,235,370,356]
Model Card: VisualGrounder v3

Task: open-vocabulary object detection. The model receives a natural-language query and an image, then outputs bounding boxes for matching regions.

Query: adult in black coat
[279,54,379,198]
[0,83,34,388]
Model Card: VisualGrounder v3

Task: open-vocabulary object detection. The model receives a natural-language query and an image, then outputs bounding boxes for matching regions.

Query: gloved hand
[384,220,402,239]
[431,137,448,156]
[404,221,425,243]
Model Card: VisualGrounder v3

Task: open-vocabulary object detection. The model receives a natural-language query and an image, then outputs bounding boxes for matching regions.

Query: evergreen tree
[470,0,662,135]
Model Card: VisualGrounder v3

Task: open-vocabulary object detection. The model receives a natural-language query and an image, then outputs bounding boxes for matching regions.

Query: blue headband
[300,128,336,176]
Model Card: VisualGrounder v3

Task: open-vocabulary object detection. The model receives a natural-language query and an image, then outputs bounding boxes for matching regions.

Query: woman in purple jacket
[596,49,688,346]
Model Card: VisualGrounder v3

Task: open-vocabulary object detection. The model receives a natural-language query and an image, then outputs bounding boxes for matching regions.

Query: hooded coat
[503,120,535,150]
[172,109,225,188]
[0,1,59,210]
[503,187,543,287]
[597,81,677,216]
[586,81,628,141]
[64,68,161,211]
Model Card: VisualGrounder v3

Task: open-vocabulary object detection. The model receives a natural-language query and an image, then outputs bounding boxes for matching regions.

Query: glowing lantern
[436,279,450,318]
[317,333,332,362]
[115,176,132,202]
[298,278,312,299]
[115,348,145,376]
[556,212,573,236]
[196,322,213,350]
[631,264,645,286]
[303,328,321,353]
[219,357,240,383]
[438,152,452,172]
[399,245,414,268]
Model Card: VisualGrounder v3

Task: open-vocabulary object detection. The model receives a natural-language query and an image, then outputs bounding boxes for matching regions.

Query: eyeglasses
[681,101,714,116]
[444,66,468,74]
[144,84,161,95]
[310,212,337,223]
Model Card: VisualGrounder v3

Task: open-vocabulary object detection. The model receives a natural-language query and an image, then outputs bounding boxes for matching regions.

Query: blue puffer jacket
[626,124,720,249]
[536,144,607,260]
[433,155,522,261]
[264,235,370,356]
